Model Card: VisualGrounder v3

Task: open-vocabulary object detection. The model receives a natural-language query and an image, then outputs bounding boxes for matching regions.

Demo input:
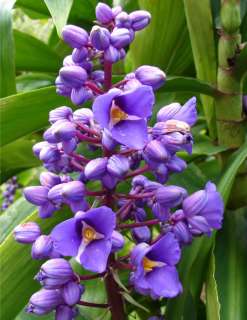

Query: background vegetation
[0,0,247,319]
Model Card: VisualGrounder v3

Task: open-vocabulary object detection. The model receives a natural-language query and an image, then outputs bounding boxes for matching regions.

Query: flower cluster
[1,176,20,211]
[13,3,224,319]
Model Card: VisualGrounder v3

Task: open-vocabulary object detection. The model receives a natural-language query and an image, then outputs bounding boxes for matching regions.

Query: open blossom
[93,85,154,148]
[130,233,182,298]
[51,206,116,273]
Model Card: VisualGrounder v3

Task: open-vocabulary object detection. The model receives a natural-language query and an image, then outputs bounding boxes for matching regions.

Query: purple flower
[135,65,166,90]
[59,66,87,88]
[110,28,131,48]
[90,26,111,50]
[31,235,54,259]
[62,25,89,48]
[55,305,77,320]
[49,106,73,124]
[157,97,197,126]
[111,230,125,252]
[35,258,74,288]
[182,182,224,235]
[129,10,151,31]
[13,222,41,244]
[95,2,114,24]
[51,206,116,272]
[92,86,154,148]
[130,232,182,298]
[62,281,84,306]
[26,289,63,315]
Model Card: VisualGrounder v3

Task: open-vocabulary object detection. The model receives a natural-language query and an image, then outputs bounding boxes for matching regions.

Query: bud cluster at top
[13,3,224,319]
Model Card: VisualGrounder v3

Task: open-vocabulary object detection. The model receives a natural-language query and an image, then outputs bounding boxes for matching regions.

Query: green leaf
[44,0,73,36]
[0,139,41,183]
[206,249,220,320]
[0,0,16,97]
[128,0,193,75]
[192,141,228,156]
[0,197,35,243]
[0,208,71,320]
[122,292,150,314]
[217,139,247,204]
[215,208,247,320]
[16,73,55,92]
[0,86,74,147]
[163,76,218,97]
[15,0,50,18]
[183,0,217,139]
[14,30,62,72]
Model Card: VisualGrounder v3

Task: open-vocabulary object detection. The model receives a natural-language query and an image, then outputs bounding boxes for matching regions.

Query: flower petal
[147,232,181,266]
[80,206,116,238]
[79,239,112,273]
[92,88,121,128]
[51,219,80,256]
[116,85,154,118]
[111,119,148,149]
[146,266,182,298]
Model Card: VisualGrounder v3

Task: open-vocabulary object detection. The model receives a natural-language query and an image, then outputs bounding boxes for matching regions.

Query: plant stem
[105,255,125,320]
[216,0,245,148]
[85,81,104,94]
[104,61,112,91]
[80,272,106,281]
[124,164,149,179]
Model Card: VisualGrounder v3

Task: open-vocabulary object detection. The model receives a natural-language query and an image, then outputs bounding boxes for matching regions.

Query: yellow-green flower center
[83,227,96,244]
[110,103,128,125]
[142,256,160,272]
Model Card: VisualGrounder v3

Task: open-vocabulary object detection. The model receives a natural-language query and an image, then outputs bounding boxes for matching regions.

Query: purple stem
[104,61,112,91]
[85,81,104,94]
[115,191,154,200]
[75,122,101,137]
[124,164,149,179]
[80,272,106,281]
[76,131,101,144]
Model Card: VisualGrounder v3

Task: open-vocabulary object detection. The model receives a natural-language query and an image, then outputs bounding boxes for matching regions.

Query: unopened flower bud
[13,222,41,244]
[91,70,104,84]
[72,47,88,63]
[55,305,75,320]
[27,289,62,314]
[110,28,131,48]
[144,139,169,162]
[59,66,87,88]
[115,11,131,28]
[84,158,108,179]
[48,183,65,203]
[49,106,73,124]
[131,175,147,188]
[90,26,110,50]
[104,45,120,63]
[135,65,166,90]
[107,155,130,178]
[183,190,207,217]
[111,230,125,252]
[129,10,151,31]
[62,138,77,154]
[62,25,88,48]
[39,145,60,163]
[152,202,170,222]
[37,258,74,283]
[40,172,61,188]
[134,208,147,221]
[32,141,49,157]
[132,226,151,243]
[73,108,94,124]
[24,186,48,206]
[31,235,53,259]
[166,156,187,173]
[62,181,85,201]
[172,221,192,244]
[62,281,84,306]
[96,2,114,24]
[71,87,92,105]
[156,186,187,207]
